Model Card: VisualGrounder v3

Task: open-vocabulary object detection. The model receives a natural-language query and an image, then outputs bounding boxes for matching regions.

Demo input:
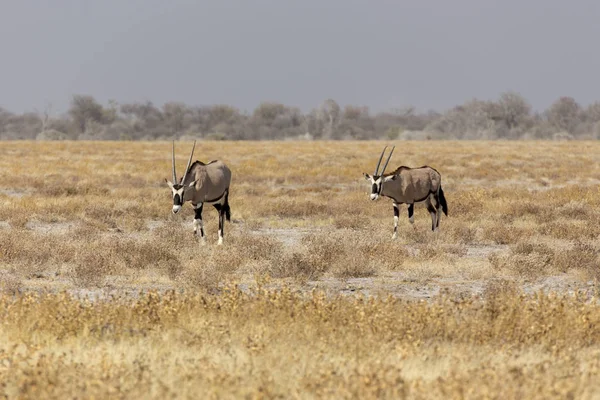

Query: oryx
[165,141,232,245]
[363,145,448,237]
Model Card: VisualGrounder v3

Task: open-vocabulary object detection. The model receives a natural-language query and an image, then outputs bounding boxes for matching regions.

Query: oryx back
[186,160,231,203]
[383,166,441,203]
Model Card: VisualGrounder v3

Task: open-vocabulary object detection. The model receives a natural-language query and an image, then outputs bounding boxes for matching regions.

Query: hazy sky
[1,0,599,115]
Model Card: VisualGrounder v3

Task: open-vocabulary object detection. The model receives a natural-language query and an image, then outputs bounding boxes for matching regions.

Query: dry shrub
[7,213,28,229]
[333,215,365,230]
[177,244,246,290]
[37,182,110,197]
[482,223,526,245]
[493,240,596,280]
[83,204,125,229]
[71,223,102,238]
[0,229,74,273]
[72,236,179,287]
[229,233,285,264]
[558,201,591,220]
[450,189,486,216]
[540,221,574,240]
[300,232,346,274]
[446,224,476,244]
[267,230,397,280]
[331,253,377,279]
[265,198,332,218]
[310,231,381,278]
[0,273,22,294]
[178,258,225,291]
[151,221,196,248]
[414,243,444,260]
[402,225,431,244]
[506,200,543,219]
[489,242,556,279]
[553,241,599,279]
[270,251,316,280]
[482,278,520,299]
[114,239,179,271]
[1,288,600,398]
[445,243,468,258]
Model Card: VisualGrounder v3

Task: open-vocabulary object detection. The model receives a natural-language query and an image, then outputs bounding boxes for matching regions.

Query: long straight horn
[380,145,395,175]
[180,140,197,185]
[171,140,177,184]
[374,145,387,176]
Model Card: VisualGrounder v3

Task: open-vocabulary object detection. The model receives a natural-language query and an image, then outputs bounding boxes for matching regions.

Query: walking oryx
[363,145,448,237]
[165,141,232,245]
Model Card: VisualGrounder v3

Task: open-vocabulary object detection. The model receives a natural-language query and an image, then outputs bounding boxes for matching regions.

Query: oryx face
[363,174,395,201]
[165,181,185,214]
[363,174,383,201]
[364,145,396,201]
[166,140,197,215]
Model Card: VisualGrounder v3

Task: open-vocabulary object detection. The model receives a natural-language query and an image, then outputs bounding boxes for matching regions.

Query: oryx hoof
[392,233,398,240]
[217,238,223,246]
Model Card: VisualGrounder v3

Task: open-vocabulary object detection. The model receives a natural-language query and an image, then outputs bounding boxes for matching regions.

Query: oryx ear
[188,179,198,188]
[363,173,371,181]
[383,175,397,182]
[165,179,174,189]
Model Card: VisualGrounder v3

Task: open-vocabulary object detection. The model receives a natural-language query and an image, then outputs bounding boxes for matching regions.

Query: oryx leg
[392,202,399,239]
[426,196,437,232]
[193,203,206,244]
[433,192,442,229]
[407,203,415,225]
[213,203,225,245]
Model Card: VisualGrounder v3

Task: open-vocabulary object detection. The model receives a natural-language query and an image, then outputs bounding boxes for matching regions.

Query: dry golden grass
[0,287,599,399]
[2,140,600,290]
[2,140,600,397]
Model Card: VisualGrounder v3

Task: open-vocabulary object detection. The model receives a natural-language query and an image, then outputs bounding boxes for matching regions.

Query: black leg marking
[433,194,442,228]
[407,203,414,223]
[223,190,231,222]
[393,204,399,238]
[426,201,437,231]
[194,203,205,238]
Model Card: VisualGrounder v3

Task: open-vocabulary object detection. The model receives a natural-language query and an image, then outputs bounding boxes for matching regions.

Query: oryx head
[363,145,395,201]
[165,140,197,214]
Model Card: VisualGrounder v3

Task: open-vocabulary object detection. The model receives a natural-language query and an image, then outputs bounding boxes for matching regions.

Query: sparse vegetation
[1,140,600,397]
[1,288,599,398]
[3,93,600,140]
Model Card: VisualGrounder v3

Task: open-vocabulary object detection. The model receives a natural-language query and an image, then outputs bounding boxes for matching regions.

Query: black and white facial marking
[170,184,184,214]
[165,179,196,214]
[363,173,396,201]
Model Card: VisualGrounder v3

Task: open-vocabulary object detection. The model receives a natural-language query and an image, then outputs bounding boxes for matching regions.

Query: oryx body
[165,141,232,245]
[364,146,448,238]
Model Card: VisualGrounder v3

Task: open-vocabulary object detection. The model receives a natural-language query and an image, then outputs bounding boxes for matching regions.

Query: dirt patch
[0,188,30,198]
[251,227,319,246]
[25,221,78,234]
[465,244,508,258]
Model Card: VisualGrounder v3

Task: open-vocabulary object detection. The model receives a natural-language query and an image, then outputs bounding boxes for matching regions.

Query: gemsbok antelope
[363,145,448,237]
[165,141,232,245]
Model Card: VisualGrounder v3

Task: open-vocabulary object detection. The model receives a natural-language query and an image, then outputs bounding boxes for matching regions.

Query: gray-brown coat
[364,146,448,237]
[166,141,232,245]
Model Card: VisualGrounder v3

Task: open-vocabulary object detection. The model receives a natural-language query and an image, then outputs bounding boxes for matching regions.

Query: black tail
[224,191,231,222]
[439,186,448,216]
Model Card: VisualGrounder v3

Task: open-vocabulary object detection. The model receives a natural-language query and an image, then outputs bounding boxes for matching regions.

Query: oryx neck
[380,176,400,199]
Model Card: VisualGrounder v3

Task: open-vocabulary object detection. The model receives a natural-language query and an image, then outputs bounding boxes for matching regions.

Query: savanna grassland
[1,140,600,398]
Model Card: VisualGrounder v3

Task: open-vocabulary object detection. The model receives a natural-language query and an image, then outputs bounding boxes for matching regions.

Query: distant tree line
[2,93,600,140]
